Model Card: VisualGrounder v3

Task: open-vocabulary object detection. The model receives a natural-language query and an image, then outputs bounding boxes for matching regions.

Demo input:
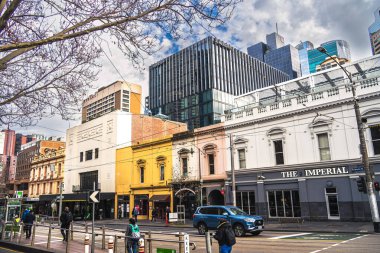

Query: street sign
[15,191,23,198]
[88,191,100,203]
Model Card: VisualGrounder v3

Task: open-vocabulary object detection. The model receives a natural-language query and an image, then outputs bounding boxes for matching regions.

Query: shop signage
[281,167,348,178]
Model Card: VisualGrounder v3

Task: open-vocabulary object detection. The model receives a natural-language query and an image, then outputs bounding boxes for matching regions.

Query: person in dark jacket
[24,210,35,239]
[60,207,73,242]
[213,219,236,253]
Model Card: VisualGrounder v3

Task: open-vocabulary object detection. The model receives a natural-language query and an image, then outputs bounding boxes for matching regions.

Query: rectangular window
[208,154,215,174]
[140,167,145,183]
[370,125,380,155]
[274,140,284,165]
[95,148,99,159]
[238,149,246,169]
[182,158,188,176]
[80,152,83,162]
[267,190,300,217]
[80,170,98,191]
[85,150,93,161]
[317,133,331,160]
[160,164,165,181]
[236,191,256,215]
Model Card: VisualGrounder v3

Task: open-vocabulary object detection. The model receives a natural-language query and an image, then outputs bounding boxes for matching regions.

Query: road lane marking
[309,234,368,253]
[270,233,311,239]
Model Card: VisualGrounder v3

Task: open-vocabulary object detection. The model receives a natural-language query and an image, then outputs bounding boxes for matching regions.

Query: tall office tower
[149,36,289,130]
[247,32,301,79]
[81,81,142,123]
[369,7,380,55]
[307,40,351,73]
[296,41,314,76]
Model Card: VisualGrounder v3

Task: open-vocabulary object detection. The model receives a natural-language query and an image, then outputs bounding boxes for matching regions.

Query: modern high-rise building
[247,32,301,79]
[149,36,289,130]
[307,40,351,74]
[296,41,314,76]
[369,7,380,55]
[81,81,142,123]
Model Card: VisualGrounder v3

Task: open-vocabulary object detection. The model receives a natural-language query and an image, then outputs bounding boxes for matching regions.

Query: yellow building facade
[116,137,175,220]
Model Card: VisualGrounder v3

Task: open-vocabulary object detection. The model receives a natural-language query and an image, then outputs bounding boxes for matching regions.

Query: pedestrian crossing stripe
[278,233,362,241]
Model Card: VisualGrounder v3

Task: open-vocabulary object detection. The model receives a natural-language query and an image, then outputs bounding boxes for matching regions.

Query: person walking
[165,206,170,225]
[125,218,140,253]
[60,207,73,242]
[24,210,35,239]
[151,207,157,222]
[213,218,236,253]
[132,205,139,222]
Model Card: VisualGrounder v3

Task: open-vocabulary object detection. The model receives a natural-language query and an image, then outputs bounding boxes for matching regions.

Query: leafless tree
[0,0,239,126]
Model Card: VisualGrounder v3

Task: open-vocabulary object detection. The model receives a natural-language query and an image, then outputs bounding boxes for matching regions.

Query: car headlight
[244,218,255,222]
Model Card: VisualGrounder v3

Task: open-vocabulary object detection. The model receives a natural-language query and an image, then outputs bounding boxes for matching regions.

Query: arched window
[267,127,286,165]
[203,144,217,175]
[178,149,191,177]
[156,156,166,181]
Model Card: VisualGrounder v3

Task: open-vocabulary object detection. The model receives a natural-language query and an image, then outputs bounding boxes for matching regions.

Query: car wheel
[197,222,207,235]
[233,224,246,237]
[251,231,261,236]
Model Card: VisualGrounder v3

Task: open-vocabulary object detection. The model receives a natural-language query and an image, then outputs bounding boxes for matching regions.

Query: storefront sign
[281,167,348,178]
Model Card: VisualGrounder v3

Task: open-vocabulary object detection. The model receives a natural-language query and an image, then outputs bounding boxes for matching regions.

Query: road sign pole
[58,182,64,226]
[91,181,95,253]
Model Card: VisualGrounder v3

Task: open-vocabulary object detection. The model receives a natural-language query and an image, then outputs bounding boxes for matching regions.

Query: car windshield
[228,207,247,215]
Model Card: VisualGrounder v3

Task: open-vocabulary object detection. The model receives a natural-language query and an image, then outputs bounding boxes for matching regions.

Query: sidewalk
[76,218,376,234]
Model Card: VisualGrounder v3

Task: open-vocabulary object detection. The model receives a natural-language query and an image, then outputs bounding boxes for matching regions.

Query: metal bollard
[47,223,52,249]
[178,232,184,253]
[108,236,114,253]
[84,233,90,253]
[31,224,36,246]
[66,228,70,253]
[18,223,24,243]
[70,222,74,240]
[9,226,13,242]
[102,225,106,249]
[85,222,88,233]
[114,235,118,253]
[205,232,212,253]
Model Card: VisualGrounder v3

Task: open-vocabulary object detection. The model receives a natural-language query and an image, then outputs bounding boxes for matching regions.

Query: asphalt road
[1,224,379,253]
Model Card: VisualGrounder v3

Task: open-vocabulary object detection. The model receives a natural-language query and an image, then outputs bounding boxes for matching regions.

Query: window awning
[149,195,170,202]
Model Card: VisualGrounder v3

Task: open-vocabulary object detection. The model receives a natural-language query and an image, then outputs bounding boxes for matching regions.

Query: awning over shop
[149,195,170,202]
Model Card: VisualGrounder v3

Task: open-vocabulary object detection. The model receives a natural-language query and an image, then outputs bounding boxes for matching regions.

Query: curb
[0,241,54,253]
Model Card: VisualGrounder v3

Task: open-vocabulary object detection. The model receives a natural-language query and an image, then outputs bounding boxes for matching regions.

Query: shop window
[134,195,148,215]
[273,140,284,165]
[237,149,246,169]
[317,133,331,160]
[236,191,255,215]
[85,150,93,161]
[80,152,83,162]
[370,125,380,155]
[95,148,99,159]
[267,190,300,218]
[208,154,215,174]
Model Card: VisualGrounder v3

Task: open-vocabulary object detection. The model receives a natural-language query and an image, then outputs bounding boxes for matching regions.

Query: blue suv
[193,206,264,237]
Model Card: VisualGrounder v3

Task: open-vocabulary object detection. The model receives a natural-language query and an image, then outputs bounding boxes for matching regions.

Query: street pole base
[374,222,380,233]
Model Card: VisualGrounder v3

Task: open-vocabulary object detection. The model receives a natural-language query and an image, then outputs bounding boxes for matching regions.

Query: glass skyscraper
[296,41,314,76]
[369,7,380,55]
[149,36,289,129]
[307,40,351,74]
[247,32,301,79]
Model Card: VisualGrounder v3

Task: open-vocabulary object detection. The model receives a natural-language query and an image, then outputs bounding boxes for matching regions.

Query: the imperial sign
[281,167,348,178]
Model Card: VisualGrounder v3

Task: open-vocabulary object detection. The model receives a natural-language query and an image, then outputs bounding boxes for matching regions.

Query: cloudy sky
[16,0,379,138]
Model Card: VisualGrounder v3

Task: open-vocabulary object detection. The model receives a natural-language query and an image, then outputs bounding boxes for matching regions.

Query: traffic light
[356,177,367,193]
[374,182,380,192]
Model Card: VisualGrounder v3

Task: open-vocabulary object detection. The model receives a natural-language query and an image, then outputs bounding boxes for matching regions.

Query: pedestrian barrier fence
[0,221,200,253]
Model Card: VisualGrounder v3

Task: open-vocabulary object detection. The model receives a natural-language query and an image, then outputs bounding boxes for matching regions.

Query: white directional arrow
[89,191,100,203]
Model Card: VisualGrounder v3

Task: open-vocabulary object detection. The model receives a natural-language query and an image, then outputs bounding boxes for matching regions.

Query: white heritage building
[221,55,380,221]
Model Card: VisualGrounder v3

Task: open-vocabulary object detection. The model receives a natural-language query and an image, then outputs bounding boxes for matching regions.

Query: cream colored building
[29,146,65,197]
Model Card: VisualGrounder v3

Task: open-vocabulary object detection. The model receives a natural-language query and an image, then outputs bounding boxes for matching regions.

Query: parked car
[193,205,264,237]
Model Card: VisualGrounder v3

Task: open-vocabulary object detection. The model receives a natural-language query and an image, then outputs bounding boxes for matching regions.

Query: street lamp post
[229,134,236,207]
[317,47,380,232]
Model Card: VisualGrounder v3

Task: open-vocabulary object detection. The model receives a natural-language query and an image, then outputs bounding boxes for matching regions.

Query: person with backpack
[125,218,140,253]
[60,207,73,242]
[213,218,236,253]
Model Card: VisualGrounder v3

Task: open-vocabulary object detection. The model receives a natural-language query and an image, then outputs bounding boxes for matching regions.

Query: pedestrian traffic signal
[356,177,367,193]
[374,181,380,192]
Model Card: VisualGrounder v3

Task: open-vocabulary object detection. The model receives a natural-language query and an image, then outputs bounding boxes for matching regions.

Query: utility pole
[91,181,96,253]
[317,47,380,232]
[58,182,64,226]
[229,134,236,206]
